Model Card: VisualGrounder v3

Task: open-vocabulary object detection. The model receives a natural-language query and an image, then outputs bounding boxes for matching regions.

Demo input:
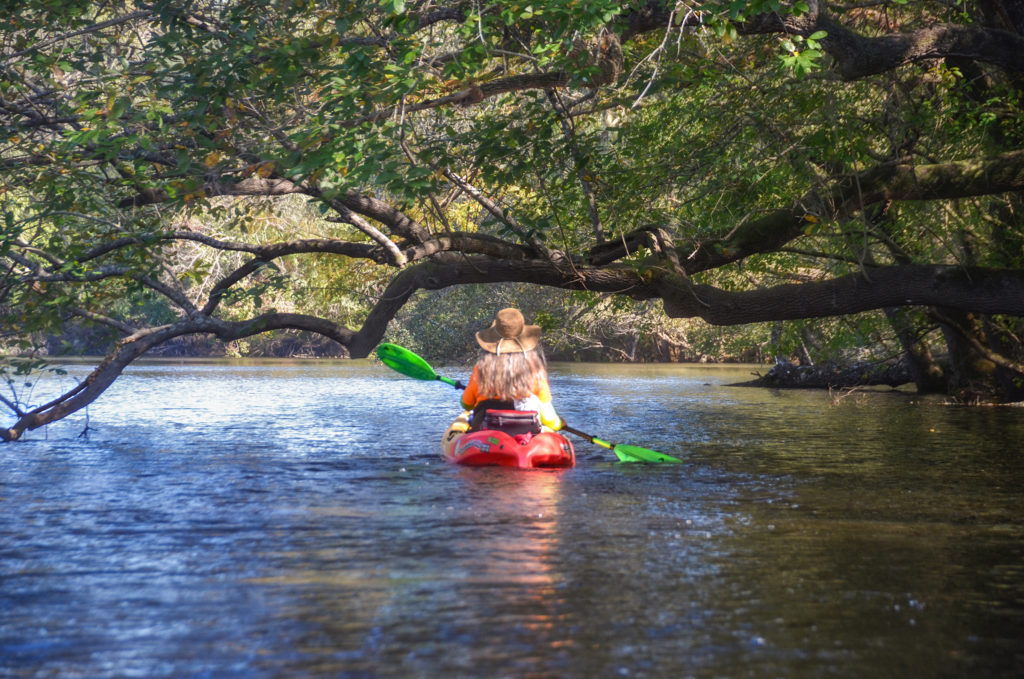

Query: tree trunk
[934,309,997,404]
[883,307,947,393]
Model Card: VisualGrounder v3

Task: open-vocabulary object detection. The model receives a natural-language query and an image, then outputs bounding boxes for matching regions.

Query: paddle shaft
[439,375,466,390]
[560,424,613,449]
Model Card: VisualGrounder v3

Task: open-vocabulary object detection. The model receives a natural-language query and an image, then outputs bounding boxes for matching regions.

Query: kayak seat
[468,399,513,431]
[481,409,541,436]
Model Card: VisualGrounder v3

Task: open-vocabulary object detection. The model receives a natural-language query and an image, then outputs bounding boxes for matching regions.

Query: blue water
[1,361,1022,677]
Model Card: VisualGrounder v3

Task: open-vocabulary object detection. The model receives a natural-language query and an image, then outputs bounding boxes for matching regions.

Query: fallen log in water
[735,359,913,390]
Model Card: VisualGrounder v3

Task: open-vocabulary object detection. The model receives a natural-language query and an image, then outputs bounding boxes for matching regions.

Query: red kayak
[446,430,575,469]
[442,409,575,469]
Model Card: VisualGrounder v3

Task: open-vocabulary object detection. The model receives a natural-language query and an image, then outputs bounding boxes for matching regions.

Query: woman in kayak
[459,307,564,432]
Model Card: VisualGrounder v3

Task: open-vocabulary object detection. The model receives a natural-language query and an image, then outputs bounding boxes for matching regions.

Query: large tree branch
[403,232,534,261]
[848,150,1024,206]
[736,1,1024,79]
[626,1,1024,79]
[821,20,1024,80]
[338,192,433,244]
[663,265,1024,323]
[338,71,577,129]
[345,252,1024,358]
[1,311,356,441]
[119,176,428,259]
[683,150,1024,273]
[123,175,433,244]
[67,306,137,335]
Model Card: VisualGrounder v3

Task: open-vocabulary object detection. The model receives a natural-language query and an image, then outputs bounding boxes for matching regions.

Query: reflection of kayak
[446,430,575,469]
[442,410,575,469]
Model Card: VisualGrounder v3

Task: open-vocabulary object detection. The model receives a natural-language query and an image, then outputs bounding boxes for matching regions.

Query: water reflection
[1,361,1022,677]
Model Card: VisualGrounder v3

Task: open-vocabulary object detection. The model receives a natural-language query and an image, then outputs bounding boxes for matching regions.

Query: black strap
[469,399,514,431]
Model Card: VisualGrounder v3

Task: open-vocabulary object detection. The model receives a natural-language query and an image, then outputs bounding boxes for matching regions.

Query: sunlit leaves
[778,31,827,76]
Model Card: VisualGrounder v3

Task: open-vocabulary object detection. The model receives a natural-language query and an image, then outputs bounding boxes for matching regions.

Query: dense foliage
[3,0,1024,439]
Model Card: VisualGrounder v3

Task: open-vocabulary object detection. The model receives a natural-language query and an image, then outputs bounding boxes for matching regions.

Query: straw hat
[475,308,541,354]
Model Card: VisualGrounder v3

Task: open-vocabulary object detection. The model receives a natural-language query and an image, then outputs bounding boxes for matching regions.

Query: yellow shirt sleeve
[538,402,563,430]
[533,373,562,430]
[533,373,552,403]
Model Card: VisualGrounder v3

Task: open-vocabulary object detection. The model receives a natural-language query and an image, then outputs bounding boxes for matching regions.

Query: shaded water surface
[1,361,1022,678]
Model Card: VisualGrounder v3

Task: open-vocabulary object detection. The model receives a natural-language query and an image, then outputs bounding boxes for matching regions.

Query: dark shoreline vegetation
[3,2,1024,440]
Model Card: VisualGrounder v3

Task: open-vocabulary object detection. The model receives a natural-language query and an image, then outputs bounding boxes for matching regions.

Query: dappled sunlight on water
[2,360,1023,677]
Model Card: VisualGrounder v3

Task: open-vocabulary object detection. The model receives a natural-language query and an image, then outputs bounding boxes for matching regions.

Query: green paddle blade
[613,444,683,464]
[376,343,438,381]
[376,343,464,388]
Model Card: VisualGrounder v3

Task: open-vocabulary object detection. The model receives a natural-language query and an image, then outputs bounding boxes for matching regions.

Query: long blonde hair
[475,346,547,400]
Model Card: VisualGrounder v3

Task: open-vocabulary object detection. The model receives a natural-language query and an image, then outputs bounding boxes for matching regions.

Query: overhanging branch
[736,1,1024,79]
[686,150,1024,273]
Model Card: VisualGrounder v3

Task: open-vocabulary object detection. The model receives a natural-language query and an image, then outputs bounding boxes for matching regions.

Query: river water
[1,360,1022,678]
